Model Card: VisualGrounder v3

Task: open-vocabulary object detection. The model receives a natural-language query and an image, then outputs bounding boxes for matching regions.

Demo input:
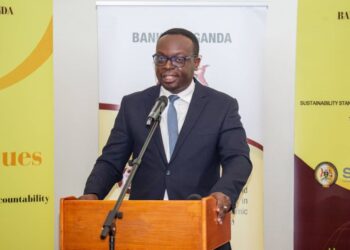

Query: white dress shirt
[159,80,195,199]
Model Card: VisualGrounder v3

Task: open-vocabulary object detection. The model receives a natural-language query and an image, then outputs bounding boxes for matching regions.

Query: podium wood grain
[60,197,230,250]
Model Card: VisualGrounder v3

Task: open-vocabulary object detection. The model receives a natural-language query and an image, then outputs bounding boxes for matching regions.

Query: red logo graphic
[195,64,209,86]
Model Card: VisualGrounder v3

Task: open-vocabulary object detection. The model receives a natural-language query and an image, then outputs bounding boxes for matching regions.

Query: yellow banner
[0,1,53,250]
[295,0,350,248]
[295,0,350,190]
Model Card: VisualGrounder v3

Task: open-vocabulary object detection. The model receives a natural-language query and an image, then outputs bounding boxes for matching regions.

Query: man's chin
[160,82,178,92]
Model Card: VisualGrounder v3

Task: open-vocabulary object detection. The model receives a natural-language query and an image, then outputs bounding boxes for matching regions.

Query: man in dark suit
[80,28,252,249]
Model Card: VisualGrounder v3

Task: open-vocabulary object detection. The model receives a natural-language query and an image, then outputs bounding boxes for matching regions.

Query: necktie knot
[168,95,179,104]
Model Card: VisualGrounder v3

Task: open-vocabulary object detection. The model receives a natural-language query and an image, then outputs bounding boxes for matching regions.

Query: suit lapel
[170,81,208,162]
[144,86,168,166]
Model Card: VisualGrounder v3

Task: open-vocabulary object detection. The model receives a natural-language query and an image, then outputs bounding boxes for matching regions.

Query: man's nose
[164,59,174,69]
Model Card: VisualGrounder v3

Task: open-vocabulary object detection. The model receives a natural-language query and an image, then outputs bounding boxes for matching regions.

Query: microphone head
[187,194,202,200]
[146,95,168,127]
[158,95,168,106]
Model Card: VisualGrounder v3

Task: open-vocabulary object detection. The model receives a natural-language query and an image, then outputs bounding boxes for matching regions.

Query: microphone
[187,194,202,200]
[146,96,168,126]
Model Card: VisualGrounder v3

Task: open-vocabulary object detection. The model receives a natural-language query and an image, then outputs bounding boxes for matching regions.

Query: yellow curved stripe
[0,17,53,91]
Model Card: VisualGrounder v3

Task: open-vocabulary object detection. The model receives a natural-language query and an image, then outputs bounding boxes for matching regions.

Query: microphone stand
[100,118,161,250]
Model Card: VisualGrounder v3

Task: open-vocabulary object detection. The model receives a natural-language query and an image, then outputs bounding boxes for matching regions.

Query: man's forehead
[156,34,194,50]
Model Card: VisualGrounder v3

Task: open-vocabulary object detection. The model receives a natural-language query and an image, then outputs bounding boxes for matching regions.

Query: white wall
[53,0,297,249]
[263,0,297,249]
[53,1,99,248]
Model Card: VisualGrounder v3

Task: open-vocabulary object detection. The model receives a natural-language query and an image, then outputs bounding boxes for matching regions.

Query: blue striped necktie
[167,95,180,157]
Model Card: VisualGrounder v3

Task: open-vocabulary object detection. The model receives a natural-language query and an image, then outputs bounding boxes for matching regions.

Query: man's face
[155,34,201,94]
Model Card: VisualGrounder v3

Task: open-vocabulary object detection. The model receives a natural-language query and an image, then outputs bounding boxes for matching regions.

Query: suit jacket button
[166,170,171,176]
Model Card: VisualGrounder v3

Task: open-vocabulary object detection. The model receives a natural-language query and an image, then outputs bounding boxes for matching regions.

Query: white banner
[97,3,267,249]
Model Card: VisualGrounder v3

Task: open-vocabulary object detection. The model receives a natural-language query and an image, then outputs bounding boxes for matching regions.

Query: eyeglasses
[152,54,195,68]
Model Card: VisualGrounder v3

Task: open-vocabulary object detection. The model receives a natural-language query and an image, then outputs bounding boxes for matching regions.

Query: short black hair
[158,28,199,56]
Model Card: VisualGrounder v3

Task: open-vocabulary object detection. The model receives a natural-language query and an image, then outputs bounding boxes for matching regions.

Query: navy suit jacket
[84,80,252,206]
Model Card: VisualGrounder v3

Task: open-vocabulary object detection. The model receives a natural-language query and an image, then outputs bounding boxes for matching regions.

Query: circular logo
[314,162,338,188]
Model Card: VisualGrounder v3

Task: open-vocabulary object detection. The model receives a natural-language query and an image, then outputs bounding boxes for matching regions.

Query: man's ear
[194,56,201,69]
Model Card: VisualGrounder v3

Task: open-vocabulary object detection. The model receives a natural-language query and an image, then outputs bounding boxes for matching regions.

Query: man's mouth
[162,73,178,83]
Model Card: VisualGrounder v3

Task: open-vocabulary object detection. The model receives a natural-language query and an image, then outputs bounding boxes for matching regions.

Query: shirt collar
[160,79,195,104]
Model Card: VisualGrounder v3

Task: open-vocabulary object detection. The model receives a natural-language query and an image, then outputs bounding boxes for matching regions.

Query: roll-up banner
[295,0,350,249]
[0,1,54,249]
[96,3,266,249]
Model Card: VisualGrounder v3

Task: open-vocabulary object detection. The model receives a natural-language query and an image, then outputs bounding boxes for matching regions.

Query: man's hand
[78,194,99,200]
[210,192,231,224]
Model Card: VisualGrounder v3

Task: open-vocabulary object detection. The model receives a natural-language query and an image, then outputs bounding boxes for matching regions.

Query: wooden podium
[60,196,230,250]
